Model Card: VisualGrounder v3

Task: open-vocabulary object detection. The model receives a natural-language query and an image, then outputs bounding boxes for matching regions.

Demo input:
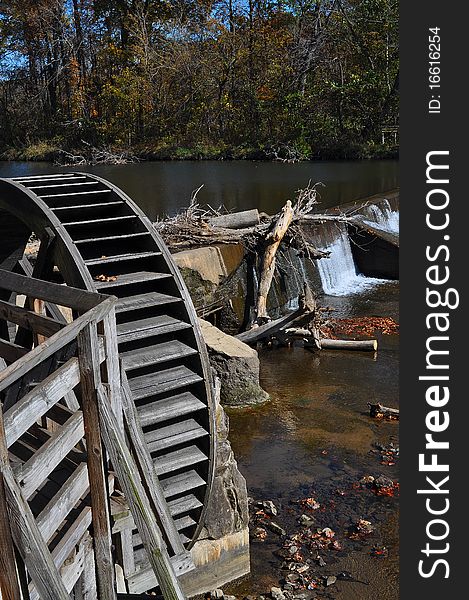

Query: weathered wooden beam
[77,323,117,600]
[14,228,57,349]
[36,462,89,543]
[59,533,92,594]
[0,413,70,600]
[101,309,123,429]
[0,299,63,337]
[0,403,23,600]
[236,307,309,344]
[50,507,92,570]
[97,385,187,600]
[19,411,85,499]
[0,296,114,392]
[0,268,109,313]
[121,371,188,559]
[74,531,97,600]
[28,508,93,600]
[3,357,80,447]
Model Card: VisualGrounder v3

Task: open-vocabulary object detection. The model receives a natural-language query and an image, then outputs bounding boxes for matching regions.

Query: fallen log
[320,339,378,351]
[368,402,399,420]
[236,307,310,345]
[255,200,294,321]
[209,209,260,229]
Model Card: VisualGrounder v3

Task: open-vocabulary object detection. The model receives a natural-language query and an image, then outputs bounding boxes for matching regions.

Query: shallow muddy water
[226,283,399,599]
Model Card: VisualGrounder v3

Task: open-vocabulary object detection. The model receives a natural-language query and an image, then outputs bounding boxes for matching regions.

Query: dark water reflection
[0,159,398,219]
[227,283,399,599]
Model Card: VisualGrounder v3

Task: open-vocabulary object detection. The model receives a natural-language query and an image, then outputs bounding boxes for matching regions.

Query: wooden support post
[0,404,22,600]
[77,322,117,600]
[96,385,187,600]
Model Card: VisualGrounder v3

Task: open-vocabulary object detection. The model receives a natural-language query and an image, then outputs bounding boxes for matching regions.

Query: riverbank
[0,140,398,164]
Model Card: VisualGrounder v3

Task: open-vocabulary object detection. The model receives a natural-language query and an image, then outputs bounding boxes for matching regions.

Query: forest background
[0,0,398,161]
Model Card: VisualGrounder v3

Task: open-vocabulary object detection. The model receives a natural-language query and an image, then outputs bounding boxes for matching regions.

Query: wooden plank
[97,385,187,600]
[121,373,186,557]
[74,532,97,600]
[94,271,171,290]
[0,296,114,392]
[50,507,92,569]
[3,357,80,447]
[167,494,203,518]
[116,292,181,313]
[0,404,22,600]
[36,462,89,542]
[145,419,208,454]
[137,392,205,428]
[59,534,90,594]
[0,268,109,312]
[121,341,196,371]
[85,252,161,266]
[14,228,56,349]
[0,299,63,337]
[127,553,194,596]
[128,366,202,400]
[117,315,191,343]
[101,310,123,430]
[63,215,136,226]
[41,190,111,198]
[160,471,206,499]
[0,338,28,363]
[1,467,70,599]
[154,446,207,477]
[52,201,124,212]
[13,175,85,182]
[120,528,136,578]
[77,323,117,600]
[28,182,99,190]
[112,494,203,534]
[19,411,85,499]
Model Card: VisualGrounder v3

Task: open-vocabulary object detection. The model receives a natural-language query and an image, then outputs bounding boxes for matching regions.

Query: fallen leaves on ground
[321,316,399,339]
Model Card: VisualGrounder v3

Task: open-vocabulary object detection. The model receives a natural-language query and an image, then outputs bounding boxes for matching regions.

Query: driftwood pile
[57,142,138,166]
[156,183,379,351]
[154,183,326,260]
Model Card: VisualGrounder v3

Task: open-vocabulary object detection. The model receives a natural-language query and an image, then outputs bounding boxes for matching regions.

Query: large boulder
[199,319,269,407]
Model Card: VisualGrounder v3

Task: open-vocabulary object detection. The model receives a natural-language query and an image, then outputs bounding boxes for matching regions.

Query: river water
[227,283,399,599]
[0,159,398,218]
[0,159,399,598]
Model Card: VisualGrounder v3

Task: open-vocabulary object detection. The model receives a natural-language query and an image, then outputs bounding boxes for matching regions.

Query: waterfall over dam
[306,191,399,296]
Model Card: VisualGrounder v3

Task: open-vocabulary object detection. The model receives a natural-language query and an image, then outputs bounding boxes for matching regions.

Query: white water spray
[317,227,388,296]
[362,199,399,234]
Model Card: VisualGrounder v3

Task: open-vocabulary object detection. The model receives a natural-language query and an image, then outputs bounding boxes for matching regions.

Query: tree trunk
[255,200,294,321]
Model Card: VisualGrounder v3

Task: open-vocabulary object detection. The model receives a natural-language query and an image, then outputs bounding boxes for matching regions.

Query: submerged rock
[200,319,269,406]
